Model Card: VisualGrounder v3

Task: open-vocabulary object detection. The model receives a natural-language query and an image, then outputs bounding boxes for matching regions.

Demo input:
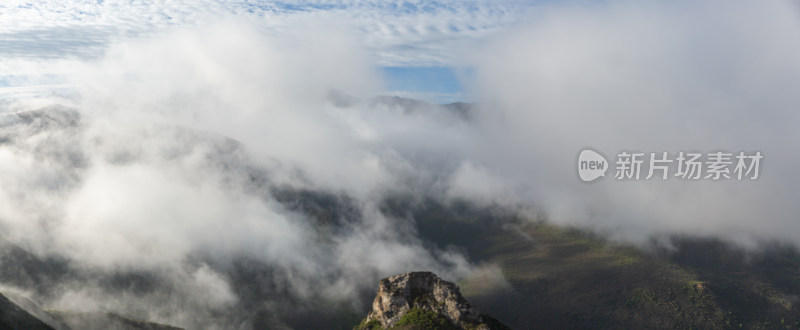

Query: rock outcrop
[356,271,508,330]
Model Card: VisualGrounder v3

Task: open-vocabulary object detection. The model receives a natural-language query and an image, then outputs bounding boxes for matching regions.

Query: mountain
[0,292,54,330]
[355,272,508,330]
[327,90,475,120]
[45,310,182,330]
[1,103,799,329]
[387,196,800,329]
[0,291,180,330]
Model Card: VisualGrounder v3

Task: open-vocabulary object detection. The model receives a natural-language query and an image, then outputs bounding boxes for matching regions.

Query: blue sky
[0,0,536,103]
[381,66,474,103]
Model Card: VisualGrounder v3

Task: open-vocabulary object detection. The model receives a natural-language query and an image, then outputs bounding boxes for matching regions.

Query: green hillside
[385,197,800,329]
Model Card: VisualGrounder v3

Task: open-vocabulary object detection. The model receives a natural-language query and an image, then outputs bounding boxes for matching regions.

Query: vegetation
[355,318,382,330]
[354,308,458,330]
[392,308,457,330]
[380,196,800,329]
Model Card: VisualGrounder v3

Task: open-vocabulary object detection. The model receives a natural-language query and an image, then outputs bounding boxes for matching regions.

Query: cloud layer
[0,0,527,66]
[468,0,800,246]
[0,21,479,328]
[2,1,800,328]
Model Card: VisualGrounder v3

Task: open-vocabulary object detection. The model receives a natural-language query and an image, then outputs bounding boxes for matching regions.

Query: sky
[0,0,538,103]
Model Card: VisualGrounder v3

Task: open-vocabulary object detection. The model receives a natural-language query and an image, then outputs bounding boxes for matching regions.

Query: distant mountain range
[327,90,475,120]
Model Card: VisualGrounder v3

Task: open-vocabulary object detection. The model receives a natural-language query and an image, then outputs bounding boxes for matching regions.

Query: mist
[463,0,800,246]
[1,0,800,328]
[0,21,480,329]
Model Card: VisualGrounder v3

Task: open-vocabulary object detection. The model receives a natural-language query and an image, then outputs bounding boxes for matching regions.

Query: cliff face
[357,272,508,330]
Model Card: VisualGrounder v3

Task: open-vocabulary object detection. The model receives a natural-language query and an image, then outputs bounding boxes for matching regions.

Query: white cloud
[0,0,529,66]
[4,1,800,327]
[0,20,481,327]
[469,0,800,246]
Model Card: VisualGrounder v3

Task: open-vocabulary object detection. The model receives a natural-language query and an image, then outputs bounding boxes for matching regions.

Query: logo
[578,149,609,182]
[576,148,763,182]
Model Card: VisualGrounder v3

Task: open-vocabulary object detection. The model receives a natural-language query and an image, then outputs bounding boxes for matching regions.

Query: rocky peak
[356,271,508,330]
